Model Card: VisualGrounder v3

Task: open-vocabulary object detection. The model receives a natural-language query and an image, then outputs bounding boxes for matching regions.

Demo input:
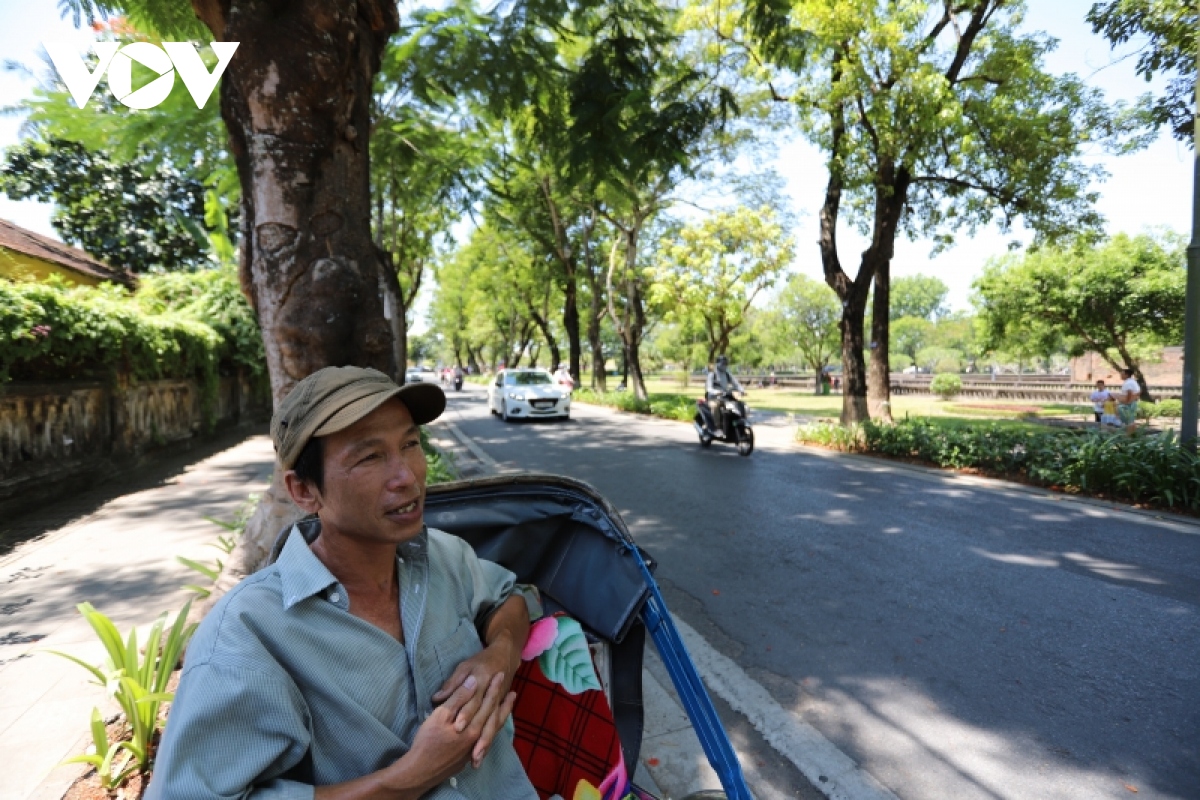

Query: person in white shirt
[1089,380,1112,426]
[1117,368,1141,433]
[552,363,574,390]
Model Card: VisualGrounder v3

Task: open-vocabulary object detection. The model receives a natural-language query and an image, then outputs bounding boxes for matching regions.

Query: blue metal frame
[628,545,754,800]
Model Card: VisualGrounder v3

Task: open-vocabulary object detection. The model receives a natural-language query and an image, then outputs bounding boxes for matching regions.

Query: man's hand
[431,596,529,767]
[389,673,516,794]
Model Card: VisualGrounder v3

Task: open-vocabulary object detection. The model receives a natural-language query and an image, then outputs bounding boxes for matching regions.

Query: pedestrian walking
[1117,368,1141,434]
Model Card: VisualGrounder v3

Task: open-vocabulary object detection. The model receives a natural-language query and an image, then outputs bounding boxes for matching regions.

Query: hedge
[797,419,1200,512]
[1,270,265,427]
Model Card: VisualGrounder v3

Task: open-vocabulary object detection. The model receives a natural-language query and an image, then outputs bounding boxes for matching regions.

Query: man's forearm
[483,595,530,676]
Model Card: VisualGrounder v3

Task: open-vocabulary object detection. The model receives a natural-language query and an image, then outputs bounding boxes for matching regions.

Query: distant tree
[890,317,934,364]
[1088,0,1198,144]
[916,346,964,374]
[650,206,795,363]
[891,275,950,322]
[0,138,212,272]
[974,232,1185,401]
[765,274,841,386]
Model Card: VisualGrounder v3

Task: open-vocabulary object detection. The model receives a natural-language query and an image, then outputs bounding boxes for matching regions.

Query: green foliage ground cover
[797,419,1200,513]
[572,388,698,422]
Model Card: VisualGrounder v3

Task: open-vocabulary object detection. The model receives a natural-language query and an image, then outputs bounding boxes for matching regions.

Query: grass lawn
[553,373,1086,433]
[631,376,1064,433]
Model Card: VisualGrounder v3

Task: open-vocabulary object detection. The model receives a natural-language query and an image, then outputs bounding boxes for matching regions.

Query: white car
[488,368,571,421]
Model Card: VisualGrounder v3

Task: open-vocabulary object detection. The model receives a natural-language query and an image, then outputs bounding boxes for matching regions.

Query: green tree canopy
[1088,0,1198,144]
[891,275,949,321]
[650,205,795,363]
[890,316,934,363]
[974,231,1185,400]
[0,138,211,272]
[699,0,1146,422]
[764,273,841,381]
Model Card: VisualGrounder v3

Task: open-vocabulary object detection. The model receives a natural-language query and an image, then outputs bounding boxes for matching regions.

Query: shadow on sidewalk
[0,424,269,559]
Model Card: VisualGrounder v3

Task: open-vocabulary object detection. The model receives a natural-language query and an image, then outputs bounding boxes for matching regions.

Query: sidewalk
[0,431,276,800]
[0,417,753,800]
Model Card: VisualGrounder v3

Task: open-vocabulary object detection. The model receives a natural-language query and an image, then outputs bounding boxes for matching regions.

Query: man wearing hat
[148,367,536,799]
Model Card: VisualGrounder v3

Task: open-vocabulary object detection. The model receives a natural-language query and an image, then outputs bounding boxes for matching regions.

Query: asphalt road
[443,383,1200,800]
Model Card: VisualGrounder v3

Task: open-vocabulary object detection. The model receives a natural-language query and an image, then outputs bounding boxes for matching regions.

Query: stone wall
[0,374,268,519]
[1071,347,1183,386]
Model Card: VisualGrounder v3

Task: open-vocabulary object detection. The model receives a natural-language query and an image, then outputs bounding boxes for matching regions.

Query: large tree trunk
[622,229,649,401]
[868,255,892,422]
[864,168,909,423]
[838,292,870,422]
[193,0,400,600]
[564,274,581,383]
[816,76,870,424]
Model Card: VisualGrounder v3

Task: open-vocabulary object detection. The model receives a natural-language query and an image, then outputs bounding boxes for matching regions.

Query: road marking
[672,617,901,800]
[438,418,508,473]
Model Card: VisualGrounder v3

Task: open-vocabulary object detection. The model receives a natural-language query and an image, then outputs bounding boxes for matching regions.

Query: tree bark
[612,227,649,400]
[192,0,400,595]
[581,211,607,391]
[864,164,910,423]
[529,306,561,372]
[868,256,892,421]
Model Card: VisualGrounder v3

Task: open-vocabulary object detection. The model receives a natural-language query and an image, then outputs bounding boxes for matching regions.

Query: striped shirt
[146,524,537,799]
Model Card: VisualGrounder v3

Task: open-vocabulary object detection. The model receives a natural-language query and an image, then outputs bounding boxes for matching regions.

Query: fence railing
[658,372,1183,402]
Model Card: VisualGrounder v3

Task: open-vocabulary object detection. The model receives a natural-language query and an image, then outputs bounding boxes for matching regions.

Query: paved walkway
[0,432,275,800]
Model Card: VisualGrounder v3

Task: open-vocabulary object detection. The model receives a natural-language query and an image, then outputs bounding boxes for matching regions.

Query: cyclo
[422,473,754,799]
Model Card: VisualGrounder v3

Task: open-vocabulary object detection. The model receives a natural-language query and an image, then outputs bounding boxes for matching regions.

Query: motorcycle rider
[705,355,743,434]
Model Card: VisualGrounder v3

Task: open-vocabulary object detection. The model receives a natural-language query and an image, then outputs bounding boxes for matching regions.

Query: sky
[0,0,1192,316]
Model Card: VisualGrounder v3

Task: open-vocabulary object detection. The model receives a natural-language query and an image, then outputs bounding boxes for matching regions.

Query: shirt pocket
[432,617,483,686]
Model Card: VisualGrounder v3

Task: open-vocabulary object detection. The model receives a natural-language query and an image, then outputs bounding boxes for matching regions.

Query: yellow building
[0,218,136,289]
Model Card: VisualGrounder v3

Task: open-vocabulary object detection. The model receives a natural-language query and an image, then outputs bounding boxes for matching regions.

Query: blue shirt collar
[275,522,431,610]
[276,526,339,610]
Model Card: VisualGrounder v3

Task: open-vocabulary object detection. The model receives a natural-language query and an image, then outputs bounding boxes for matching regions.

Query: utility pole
[1182,35,1200,448]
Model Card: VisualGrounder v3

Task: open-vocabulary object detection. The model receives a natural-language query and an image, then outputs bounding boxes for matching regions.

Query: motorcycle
[453,373,464,391]
[694,391,754,456]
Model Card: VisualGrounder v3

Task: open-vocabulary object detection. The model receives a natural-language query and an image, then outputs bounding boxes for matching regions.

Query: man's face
[1096,382,1105,390]
[310,398,428,545]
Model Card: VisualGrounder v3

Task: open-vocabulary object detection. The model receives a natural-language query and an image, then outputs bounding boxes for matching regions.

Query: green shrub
[135,267,265,378]
[796,422,864,451]
[422,427,456,484]
[649,395,697,421]
[50,602,197,779]
[930,373,963,400]
[849,419,1200,511]
[573,388,652,414]
[1,279,220,384]
[1151,399,1182,418]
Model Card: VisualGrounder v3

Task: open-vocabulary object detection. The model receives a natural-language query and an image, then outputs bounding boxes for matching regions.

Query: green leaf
[177,556,220,581]
[537,617,601,695]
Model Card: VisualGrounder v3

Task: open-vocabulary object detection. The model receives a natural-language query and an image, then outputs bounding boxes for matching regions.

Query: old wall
[0,375,268,519]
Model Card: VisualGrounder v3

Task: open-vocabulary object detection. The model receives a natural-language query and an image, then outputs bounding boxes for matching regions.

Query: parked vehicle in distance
[488,368,571,421]
[405,368,424,384]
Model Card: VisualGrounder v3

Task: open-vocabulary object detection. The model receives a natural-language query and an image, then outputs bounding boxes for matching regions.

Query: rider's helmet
[715,355,729,370]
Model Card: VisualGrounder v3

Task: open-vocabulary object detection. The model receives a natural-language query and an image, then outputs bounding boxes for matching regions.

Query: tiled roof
[0,218,136,288]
